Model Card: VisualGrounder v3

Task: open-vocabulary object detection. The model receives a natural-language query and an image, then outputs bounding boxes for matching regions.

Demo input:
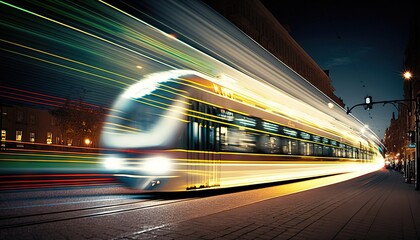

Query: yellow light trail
[98,0,212,73]
[0,48,129,88]
[105,75,366,150]
[0,0,178,69]
[0,39,139,82]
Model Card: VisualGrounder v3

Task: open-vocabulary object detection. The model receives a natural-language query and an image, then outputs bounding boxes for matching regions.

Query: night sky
[1,0,417,141]
[261,0,418,138]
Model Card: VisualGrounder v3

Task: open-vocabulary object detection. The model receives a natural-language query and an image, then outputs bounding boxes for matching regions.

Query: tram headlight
[143,156,172,175]
[103,156,123,170]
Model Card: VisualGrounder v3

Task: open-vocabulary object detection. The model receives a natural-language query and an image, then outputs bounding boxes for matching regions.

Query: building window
[17,111,24,123]
[1,130,5,149]
[47,132,52,144]
[29,115,36,125]
[16,131,22,142]
[30,132,35,143]
[1,130,5,141]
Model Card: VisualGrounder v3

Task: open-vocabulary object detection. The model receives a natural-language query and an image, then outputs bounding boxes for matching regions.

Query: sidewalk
[121,168,420,240]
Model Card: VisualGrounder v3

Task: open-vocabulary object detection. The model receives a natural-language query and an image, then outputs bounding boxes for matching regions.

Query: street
[0,169,382,239]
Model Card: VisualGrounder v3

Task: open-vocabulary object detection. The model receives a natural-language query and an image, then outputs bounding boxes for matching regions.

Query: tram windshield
[101,77,188,148]
[110,83,180,134]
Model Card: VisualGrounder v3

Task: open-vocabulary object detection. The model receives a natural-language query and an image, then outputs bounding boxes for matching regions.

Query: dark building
[385,14,420,175]
[206,0,345,107]
[0,104,59,150]
[383,111,407,165]
[0,102,104,151]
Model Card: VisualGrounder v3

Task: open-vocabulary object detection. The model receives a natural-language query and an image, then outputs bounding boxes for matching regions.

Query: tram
[100,70,382,191]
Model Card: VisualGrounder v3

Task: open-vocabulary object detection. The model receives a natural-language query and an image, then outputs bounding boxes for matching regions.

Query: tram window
[221,127,256,152]
[258,135,280,153]
[323,146,332,157]
[332,147,338,157]
[299,142,306,155]
[347,146,352,158]
[290,139,298,154]
[262,122,279,133]
[131,103,162,132]
[220,126,228,150]
[307,143,314,155]
[314,144,323,156]
[281,138,289,154]
[299,141,311,155]
[208,126,215,150]
[234,114,256,127]
[192,122,199,149]
[281,138,298,155]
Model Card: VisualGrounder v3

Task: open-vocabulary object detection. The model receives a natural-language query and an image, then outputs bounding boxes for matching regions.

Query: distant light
[84,138,91,145]
[327,102,334,109]
[403,71,412,80]
[136,65,143,69]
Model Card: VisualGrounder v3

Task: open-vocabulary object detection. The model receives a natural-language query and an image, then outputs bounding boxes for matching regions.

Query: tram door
[187,102,221,189]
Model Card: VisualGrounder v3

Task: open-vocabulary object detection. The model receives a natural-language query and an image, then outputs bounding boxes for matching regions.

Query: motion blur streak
[0,174,117,190]
[0,39,138,82]
[0,1,384,191]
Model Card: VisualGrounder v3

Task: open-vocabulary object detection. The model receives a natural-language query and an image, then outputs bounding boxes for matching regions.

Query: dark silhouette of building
[385,14,420,177]
[206,0,345,107]
[0,102,104,151]
[383,111,407,164]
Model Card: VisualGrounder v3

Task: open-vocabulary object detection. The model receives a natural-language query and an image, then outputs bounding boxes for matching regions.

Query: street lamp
[404,71,413,183]
[84,138,91,146]
[403,71,412,80]
[404,70,420,190]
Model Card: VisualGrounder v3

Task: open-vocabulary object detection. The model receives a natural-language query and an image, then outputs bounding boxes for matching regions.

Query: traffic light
[365,96,373,110]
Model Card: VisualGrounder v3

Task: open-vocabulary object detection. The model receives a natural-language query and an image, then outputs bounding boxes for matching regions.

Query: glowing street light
[403,70,412,80]
[84,138,91,145]
[402,69,420,190]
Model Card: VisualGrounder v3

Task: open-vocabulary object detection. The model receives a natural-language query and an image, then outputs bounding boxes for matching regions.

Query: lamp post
[404,71,413,183]
[404,70,420,190]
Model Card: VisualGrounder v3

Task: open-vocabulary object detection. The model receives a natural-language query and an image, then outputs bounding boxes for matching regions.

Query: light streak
[0,39,139,82]
[0,1,178,70]
[1,48,129,88]
[0,0,384,188]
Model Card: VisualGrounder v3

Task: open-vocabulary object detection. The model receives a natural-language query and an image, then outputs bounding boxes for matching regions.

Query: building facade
[206,0,345,107]
[384,15,420,175]
[0,103,103,151]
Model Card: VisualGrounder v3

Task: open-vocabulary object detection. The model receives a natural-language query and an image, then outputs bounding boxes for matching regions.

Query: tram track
[0,196,191,230]
[0,171,378,231]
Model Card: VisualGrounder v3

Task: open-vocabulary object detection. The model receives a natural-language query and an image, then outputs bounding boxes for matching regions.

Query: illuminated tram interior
[101,70,384,191]
[0,1,384,191]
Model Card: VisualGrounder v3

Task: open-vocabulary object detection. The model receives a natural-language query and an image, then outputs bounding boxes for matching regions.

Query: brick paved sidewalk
[122,169,420,240]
